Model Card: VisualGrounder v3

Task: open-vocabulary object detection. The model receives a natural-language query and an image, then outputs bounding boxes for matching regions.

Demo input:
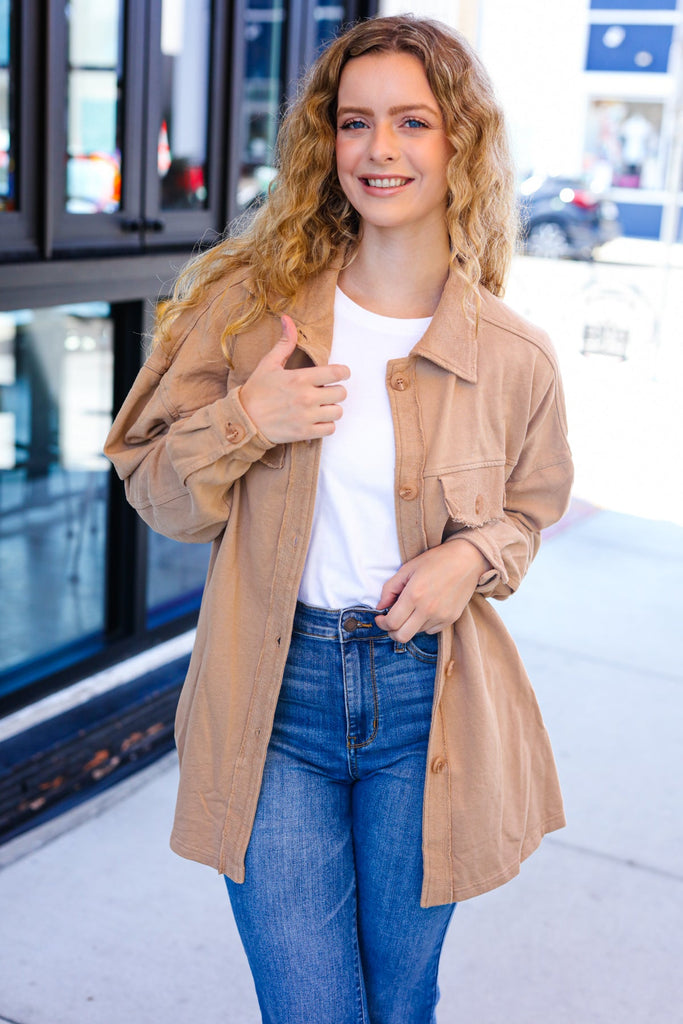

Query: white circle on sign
[603,26,626,48]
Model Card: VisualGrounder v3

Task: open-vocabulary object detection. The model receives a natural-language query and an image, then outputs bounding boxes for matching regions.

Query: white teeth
[365,178,408,188]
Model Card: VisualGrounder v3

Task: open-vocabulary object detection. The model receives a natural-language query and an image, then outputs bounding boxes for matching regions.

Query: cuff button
[226,423,245,444]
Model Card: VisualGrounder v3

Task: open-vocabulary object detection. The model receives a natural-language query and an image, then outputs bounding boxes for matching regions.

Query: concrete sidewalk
[0,504,682,1024]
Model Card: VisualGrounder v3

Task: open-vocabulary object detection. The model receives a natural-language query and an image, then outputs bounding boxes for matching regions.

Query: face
[335,51,454,236]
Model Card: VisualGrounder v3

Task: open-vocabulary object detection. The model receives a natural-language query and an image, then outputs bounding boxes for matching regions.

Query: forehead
[336,51,438,105]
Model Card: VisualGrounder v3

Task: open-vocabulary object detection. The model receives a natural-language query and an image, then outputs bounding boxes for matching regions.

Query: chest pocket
[438,462,506,530]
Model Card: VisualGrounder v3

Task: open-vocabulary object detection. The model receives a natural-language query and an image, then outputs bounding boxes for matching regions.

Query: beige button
[399,484,417,501]
[431,757,447,774]
[474,494,484,516]
[391,372,410,391]
[446,660,456,677]
[226,423,244,444]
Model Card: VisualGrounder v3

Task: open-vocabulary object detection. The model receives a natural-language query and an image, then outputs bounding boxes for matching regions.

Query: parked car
[518,174,621,259]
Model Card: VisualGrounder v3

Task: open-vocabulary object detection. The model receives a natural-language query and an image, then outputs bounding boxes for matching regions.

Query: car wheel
[526,221,571,259]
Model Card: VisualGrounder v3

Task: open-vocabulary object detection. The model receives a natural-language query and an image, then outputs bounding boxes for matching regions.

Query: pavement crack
[547,836,683,882]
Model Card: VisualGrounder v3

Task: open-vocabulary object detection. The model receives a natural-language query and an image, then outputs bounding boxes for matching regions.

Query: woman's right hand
[239,315,350,444]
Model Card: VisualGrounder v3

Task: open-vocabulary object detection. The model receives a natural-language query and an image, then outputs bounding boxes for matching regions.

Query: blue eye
[340,118,367,130]
[404,117,428,129]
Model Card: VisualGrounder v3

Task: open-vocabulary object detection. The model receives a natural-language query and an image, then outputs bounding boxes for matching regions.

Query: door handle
[119,218,144,232]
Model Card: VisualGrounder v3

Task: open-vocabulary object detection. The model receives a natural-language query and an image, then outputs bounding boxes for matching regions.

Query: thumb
[267,314,298,368]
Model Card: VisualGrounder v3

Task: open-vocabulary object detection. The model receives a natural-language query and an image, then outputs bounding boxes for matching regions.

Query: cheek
[335,136,351,175]
[335,139,357,199]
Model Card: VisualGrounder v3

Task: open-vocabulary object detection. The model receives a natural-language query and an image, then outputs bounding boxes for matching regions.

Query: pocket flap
[439,464,505,528]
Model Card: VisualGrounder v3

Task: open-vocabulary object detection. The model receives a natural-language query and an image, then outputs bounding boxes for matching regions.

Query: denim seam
[291,628,338,640]
[347,639,380,751]
[405,642,439,665]
[350,877,370,1024]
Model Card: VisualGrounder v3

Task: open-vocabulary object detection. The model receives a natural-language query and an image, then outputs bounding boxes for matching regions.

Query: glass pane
[146,531,210,629]
[65,0,123,214]
[313,3,346,54]
[0,0,15,211]
[236,0,286,212]
[158,0,212,211]
[0,303,113,697]
[584,99,665,191]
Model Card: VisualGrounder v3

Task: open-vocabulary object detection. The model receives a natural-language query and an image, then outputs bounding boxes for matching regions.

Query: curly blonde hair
[156,14,517,350]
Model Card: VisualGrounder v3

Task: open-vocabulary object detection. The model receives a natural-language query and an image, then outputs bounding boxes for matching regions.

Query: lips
[362,177,412,188]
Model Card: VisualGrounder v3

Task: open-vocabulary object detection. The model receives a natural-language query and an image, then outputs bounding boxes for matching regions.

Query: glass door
[48,0,146,252]
[0,0,39,254]
[0,0,15,213]
[232,0,288,215]
[142,0,228,248]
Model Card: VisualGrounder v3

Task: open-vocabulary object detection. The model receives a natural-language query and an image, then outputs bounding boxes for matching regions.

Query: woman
[105,15,573,1023]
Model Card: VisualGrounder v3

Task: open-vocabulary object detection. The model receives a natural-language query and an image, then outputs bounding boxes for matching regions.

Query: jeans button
[343,616,358,631]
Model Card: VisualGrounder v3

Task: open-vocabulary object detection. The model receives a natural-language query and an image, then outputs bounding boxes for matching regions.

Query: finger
[316,383,347,406]
[297,363,350,386]
[263,315,298,369]
[312,402,345,424]
[387,610,425,644]
[377,571,408,612]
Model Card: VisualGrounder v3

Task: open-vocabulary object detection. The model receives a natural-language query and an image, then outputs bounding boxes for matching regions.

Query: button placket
[386,358,427,563]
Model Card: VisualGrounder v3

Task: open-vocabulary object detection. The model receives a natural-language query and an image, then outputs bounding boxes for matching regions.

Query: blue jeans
[225,602,455,1024]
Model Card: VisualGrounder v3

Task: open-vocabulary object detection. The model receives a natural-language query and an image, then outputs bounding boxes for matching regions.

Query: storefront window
[0,303,113,697]
[146,531,210,628]
[158,0,212,211]
[65,0,124,214]
[236,0,286,211]
[584,99,664,190]
[0,0,14,211]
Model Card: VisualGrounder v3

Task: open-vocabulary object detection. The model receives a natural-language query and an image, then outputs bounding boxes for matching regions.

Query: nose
[369,122,399,163]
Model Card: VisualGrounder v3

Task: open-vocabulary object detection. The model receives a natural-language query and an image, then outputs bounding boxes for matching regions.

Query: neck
[338,222,451,318]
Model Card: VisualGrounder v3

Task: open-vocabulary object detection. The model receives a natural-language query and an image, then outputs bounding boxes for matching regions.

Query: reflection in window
[146,531,210,629]
[312,4,346,55]
[158,0,212,211]
[237,0,286,212]
[0,304,113,697]
[584,99,664,191]
[65,0,123,214]
[0,0,14,210]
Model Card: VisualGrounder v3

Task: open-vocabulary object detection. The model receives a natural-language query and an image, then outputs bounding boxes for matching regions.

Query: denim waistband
[293,600,391,641]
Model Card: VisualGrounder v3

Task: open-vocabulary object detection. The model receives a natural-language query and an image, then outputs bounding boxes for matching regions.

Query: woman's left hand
[376,540,491,643]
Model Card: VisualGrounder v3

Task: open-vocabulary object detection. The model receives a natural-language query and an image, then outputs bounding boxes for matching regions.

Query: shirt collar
[288,262,479,384]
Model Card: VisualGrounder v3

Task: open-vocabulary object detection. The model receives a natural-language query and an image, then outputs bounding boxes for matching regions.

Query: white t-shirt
[298,287,432,610]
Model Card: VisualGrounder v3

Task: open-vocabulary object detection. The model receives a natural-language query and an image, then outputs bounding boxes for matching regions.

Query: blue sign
[590,1,677,10]
[586,23,674,72]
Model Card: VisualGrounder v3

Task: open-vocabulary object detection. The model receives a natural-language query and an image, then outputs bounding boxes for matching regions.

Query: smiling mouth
[362,177,413,188]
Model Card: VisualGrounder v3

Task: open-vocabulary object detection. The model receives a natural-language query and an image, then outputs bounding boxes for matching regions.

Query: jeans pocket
[405,631,439,663]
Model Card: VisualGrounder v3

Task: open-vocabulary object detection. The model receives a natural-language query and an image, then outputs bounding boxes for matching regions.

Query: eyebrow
[337,103,441,119]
